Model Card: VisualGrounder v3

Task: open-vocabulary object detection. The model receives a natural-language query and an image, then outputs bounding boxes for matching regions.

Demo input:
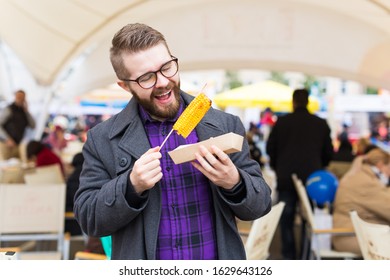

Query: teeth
[156,91,170,97]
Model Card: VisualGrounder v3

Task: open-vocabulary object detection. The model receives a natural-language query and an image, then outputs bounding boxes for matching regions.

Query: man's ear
[117,80,130,92]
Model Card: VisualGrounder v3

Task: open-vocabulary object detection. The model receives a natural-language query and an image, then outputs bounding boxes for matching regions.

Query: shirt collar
[370,165,389,186]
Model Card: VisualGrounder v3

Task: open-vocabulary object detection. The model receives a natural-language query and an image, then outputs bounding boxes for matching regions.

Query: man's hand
[191,145,240,190]
[130,146,162,194]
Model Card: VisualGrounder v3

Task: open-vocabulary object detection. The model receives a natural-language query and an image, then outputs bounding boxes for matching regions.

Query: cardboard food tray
[168,132,244,164]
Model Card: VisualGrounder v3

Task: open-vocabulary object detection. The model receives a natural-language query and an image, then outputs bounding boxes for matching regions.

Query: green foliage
[302,74,327,97]
[224,70,243,89]
[366,87,378,95]
[302,74,317,90]
[269,71,288,85]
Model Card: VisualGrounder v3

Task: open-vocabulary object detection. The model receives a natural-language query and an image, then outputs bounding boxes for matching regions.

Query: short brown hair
[110,23,170,79]
[27,140,44,159]
[364,148,390,166]
[15,89,26,95]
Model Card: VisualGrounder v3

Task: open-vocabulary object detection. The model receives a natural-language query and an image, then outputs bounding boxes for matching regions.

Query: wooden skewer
[158,128,174,151]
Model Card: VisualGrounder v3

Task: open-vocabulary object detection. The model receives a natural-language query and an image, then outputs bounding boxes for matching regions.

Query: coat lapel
[110,98,151,160]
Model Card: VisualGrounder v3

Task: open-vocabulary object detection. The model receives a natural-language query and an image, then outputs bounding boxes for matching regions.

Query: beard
[130,81,181,121]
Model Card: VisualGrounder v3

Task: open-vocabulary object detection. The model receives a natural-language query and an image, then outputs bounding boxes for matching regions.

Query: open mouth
[154,90,172,101]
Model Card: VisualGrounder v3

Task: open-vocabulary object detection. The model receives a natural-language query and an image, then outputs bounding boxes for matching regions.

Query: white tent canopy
[0,0,389,94]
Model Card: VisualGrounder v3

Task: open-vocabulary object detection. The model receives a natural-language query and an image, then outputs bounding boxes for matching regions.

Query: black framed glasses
[121,56,179,89]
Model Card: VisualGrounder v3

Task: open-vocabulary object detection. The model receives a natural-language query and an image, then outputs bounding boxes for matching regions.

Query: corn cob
[173,92,212,138]
[158,84,209,151]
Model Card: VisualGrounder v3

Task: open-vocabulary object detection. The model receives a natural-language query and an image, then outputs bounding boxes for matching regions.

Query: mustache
[152,83,180,95]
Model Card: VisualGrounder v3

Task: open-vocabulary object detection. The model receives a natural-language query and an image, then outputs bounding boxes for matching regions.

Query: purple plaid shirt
[139,101,217,260]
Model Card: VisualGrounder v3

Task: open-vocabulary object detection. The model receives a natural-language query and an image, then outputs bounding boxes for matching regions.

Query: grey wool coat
[74,91,272,260]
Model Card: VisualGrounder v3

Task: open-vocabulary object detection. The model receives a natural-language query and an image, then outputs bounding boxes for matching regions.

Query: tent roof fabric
[0,0,390,92]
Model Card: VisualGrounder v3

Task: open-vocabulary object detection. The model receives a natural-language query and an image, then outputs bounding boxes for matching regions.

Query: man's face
[15,91,26,107]
[117,43,181,121]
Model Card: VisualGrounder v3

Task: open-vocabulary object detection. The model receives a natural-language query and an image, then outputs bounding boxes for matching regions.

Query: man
[74,23,272,260]
[266,88,333,259]
[0,89,36,160]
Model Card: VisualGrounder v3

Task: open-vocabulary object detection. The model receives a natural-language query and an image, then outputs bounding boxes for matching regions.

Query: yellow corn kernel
[173,93,212,138]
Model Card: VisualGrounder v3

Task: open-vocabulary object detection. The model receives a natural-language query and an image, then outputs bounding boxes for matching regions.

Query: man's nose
[154,72,170,88]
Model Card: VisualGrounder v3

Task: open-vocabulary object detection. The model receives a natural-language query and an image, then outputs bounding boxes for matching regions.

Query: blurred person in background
[246,130,264,169]
[333,136,355,163]
[0,90,35,160]
[65,152,105,255]
[43,125,68,155]
[332,148,390,255]
[259,107,276,142]
[355,137,376,156]
[65,152,84,236]
[26,140,65,176]
[327,135,355,180]
[266,88,333,259]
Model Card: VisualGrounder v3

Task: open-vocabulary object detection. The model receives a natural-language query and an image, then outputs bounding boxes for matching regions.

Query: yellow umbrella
[213,80,320,113]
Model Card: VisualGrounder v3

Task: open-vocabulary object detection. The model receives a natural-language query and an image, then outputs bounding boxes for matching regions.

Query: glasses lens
[136,58,178,89]
[138,72,156,89]
[161,59,178,78]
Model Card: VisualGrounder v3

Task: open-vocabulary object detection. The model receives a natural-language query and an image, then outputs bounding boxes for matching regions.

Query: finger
[133,163,162,187]
[151,171,163,184]
[191,160,207,175]
[144,159,161,172]
[149,146,160,152]
[143,166,163,183]
[139,147,161,165]
[139,156,161,174]
[143,146,161,157]
[194,150,215,174]
[148,165,162,178]
[198,145,219,167]
[210,145,230,165]
[194,151,209,168]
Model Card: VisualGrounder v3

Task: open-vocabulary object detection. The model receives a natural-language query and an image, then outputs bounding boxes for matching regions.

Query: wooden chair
[24,164,65,185]
[24,164,87,258]
[244,201,285,260]
[74,251,108,260]
[0,183,69,259]
[291,174,359,259]
[349,210,390,260]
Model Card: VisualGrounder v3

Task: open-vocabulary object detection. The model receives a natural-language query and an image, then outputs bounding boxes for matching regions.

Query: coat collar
[108,96,140,140]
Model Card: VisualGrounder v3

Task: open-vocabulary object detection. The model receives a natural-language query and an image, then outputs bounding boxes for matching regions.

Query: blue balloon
[306,170,338,207]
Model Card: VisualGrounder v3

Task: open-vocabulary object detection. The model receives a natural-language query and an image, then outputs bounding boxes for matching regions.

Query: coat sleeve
[73,129,149,237]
